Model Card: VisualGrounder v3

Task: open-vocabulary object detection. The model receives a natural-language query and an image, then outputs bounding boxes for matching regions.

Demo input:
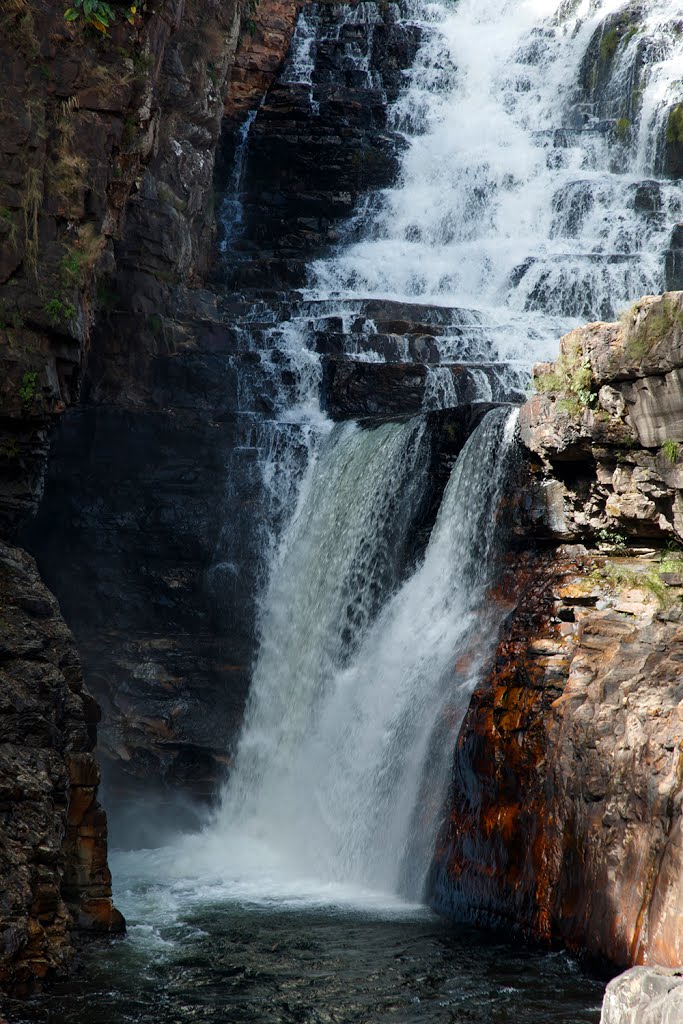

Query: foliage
[44,297,76,326]
[666,104,683,149]
[64,0,137,33]
[661,439,680,465]
[18,371,38,405]
[594,527,628,553]
[533,341,596,415]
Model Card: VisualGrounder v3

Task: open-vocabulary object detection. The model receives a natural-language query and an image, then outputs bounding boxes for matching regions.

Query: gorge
[1,0,683,1020]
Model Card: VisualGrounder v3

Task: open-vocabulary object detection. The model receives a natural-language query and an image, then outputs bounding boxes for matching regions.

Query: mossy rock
[663,104,683,178]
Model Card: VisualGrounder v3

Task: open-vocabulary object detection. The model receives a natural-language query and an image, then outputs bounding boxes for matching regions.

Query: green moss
[666,104,683,148]
[662,439,680,464]
[614,117,631,140]
[18,370,38,405]
[533,340,596,414]
[588,559,678,608]
[621,297,683,362]
[600,28,620,61]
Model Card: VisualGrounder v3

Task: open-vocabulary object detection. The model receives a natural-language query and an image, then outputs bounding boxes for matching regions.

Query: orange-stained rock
[429,550,683,968]
[224,0,301,120]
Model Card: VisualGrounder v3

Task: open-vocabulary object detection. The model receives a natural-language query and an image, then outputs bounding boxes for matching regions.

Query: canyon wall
[0,0,245,992]
[430,292,683,968]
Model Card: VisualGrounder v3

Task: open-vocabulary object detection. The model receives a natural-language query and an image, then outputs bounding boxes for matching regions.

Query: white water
[117,0,683,919]
[311,0,683,362]
[122,409,517,911]
[215,408,518,898]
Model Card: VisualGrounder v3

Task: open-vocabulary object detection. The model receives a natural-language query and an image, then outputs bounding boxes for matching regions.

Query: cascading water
[310,0,683,361]
[214,408,517,898]
[203,0,683,903]
[197,0,683,904]
[56,4,682,1020]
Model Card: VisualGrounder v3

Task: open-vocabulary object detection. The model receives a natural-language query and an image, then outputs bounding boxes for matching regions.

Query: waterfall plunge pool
[9,848,607,1024]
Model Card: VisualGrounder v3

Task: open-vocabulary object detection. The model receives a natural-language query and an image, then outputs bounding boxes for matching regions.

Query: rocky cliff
[0,0,248,992]
[0,541,124,995]
[429,290,683,969]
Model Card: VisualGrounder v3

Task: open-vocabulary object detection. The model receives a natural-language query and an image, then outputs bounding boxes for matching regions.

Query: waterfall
[197,0,682,906]
[218,108,258,252]
[209,408,517,899]
[310,0,683,363]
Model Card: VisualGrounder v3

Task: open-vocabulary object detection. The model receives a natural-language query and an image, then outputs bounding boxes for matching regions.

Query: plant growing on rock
[18,371,38,405]
[44,297,76,327]
[621,296,683,361]
[666,104,683,149]
[661,439,680,465]
[64,0,137,33]
[595,527,628,553]
[533,342,596,415]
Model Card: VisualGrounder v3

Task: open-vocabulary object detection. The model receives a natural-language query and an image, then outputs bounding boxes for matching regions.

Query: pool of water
[7,848,607,1024]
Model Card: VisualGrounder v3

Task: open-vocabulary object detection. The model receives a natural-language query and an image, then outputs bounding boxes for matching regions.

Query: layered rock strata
[0,541,123,996]
[430,291,683,969]
[24,0,432,815]
[0,0,243,991]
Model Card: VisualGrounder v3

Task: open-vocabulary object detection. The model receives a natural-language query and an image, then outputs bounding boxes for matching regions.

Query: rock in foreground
[601,967,683,1024]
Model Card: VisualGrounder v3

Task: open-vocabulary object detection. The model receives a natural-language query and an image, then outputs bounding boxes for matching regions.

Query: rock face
[601,967,683,1024]
[0,541,123,996]
[0,0,242,991]
[429,294,683,968]
[519,291,683,542]
[23,0,430,818]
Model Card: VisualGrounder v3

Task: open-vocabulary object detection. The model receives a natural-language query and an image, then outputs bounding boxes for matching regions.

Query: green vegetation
[147,313,163,335]
[666,104,683,148]
[662,439,680,465]
[64,0,137,33]
[0,438,20,460]
[600,28,620,62]
[588,561,669,607]
[43,297,76,327]
[599,18,638,63]
[18,371,38,405]
[60,249,86,286]
[533,340,596,415]
[620,296,683,362]
[595,527,628,553]
[614,117,631,140]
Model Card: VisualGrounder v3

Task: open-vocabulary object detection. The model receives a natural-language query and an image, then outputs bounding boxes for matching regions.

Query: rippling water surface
[8,849,607,1024]
[11,908,607,1024]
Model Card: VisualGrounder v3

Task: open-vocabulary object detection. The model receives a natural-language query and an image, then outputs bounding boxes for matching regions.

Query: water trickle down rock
[429,293,683,968]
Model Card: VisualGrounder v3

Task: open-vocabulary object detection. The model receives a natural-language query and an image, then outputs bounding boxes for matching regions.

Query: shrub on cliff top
[533,340,596,415]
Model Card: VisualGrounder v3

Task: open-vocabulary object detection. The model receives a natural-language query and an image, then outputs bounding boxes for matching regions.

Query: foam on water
[115,0,683,927]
